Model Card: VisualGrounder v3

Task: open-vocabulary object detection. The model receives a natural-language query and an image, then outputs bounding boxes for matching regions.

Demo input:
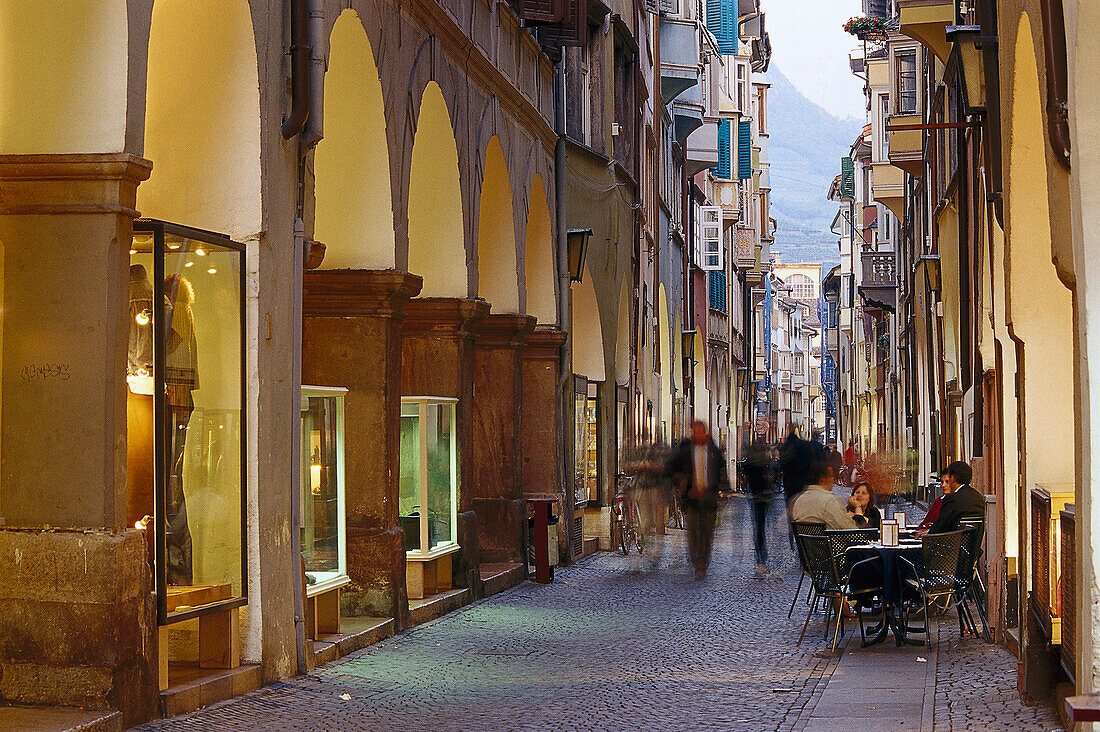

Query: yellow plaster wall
[614,277,631,385]
[0,1,127,154]
[572,266,605,382]
[658,283,673,438]
[1005,13,1075,490]
[937,202,962,392]
[408,82,467,298]
[524,174,555,323]
[138,0,261,240]
[315,10,395,270]
[477,137,519,312]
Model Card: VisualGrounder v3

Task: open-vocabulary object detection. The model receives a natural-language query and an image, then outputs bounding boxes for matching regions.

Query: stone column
[401,298,489,567]
[302,270,421,627]
[0,153,151,529]
[0,154,157,725]
[521,329,567,559]
[469,314,536,563]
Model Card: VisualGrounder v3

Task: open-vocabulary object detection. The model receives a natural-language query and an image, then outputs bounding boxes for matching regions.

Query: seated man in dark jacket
[925,461,984,535]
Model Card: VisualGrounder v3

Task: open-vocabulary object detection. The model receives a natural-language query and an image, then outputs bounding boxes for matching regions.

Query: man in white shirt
[788,449,857,531]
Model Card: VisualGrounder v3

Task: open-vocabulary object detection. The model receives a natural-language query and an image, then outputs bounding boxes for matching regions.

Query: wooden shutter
[737,119,752,180]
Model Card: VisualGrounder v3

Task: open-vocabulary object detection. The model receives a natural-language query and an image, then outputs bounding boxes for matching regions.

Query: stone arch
[615,276,631,385]
[0,1,128,154]
[314,9,394,269]
[476,136,519,311]
[692,331,707,420]
[1005,12,1074,488]
[407,81,467,298]
[572,266,605,382]
[524,174,556,323]
[137,0,261,239]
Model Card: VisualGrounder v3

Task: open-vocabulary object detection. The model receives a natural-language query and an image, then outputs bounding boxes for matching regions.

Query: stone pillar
[469,314,536,563]
[0,154,157,725]
[0,153,151,529]
[402,299,489,563]
[521,329,567,557]
[302,270,421,627]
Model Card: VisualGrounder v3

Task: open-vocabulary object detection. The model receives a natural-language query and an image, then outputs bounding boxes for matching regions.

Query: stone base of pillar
[341,526,409,630]
[0,529,157,727]
[471,498,527,564]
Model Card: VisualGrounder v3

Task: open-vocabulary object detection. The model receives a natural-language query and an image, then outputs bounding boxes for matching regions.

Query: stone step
[159,664,262,719]
[480,562,524,596]
[0,705,122,732]
[311,616,395,668]
[407,587,469,627]
[582,536,600,556]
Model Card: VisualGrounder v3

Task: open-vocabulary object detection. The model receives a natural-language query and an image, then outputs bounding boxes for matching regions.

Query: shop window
[129,219,245,624]
[399,398,458,556]
[300,387,347,591]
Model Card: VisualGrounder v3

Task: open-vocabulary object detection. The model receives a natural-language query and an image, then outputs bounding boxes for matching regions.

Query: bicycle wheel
[617,520,628,555]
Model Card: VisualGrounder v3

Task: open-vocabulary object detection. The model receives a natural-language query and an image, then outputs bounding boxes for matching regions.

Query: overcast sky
[764,0,865,121]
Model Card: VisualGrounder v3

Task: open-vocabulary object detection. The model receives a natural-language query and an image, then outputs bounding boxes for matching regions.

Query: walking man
[669,421,730,579]
[744,437,773,577]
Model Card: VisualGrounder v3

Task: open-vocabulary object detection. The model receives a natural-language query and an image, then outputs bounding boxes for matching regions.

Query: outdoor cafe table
[846,540,924,646]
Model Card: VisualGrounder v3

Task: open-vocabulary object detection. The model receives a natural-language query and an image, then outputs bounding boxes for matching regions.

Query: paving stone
[136,495,1059,731]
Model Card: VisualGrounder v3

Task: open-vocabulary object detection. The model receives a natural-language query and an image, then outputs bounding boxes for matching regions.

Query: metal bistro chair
[956,518,991,642]
[789,521,827,619]
[824,528,879,580]
[797,534,849,651]
[898,529,969,649]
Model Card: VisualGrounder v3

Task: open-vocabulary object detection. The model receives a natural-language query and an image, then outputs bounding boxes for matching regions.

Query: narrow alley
[136,499,1056,732]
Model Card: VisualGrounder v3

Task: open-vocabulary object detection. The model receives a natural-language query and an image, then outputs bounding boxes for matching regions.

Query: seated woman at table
[847,481,881,529]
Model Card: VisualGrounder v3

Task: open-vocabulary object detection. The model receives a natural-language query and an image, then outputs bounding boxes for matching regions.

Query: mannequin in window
[165,274,197,586]
[127,264,155,529]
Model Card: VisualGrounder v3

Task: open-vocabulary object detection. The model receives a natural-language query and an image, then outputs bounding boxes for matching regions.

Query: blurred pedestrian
[668,421,730,579]
[743,437,773,577]
[623,442,669,566]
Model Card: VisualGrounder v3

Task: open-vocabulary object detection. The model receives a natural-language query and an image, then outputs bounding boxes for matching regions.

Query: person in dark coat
[925,461,984,535]
[743,437,773,577]
[668,421,730,579]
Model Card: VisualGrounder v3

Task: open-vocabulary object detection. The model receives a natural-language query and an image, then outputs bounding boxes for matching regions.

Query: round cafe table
[846,541,924,646]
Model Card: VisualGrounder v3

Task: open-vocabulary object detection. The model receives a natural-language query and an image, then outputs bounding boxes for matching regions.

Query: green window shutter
[841,156,855,198]
[712,118,731,178]
[737,120,752,179]
[708,270,727,312]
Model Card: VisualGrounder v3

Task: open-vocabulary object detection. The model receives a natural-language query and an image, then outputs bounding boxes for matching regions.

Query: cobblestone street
[141,497,1060,732]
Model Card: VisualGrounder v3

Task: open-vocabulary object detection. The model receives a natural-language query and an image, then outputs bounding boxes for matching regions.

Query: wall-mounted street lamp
[567,229,592,282]
[918,254,941,294]
[946,25,985,112]
[681,329,697,365]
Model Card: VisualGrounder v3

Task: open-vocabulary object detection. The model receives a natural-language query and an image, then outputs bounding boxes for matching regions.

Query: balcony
[659,18,701,102]
[888,113,923,176]
[896,0,954,62]
[859,251,897,312]
[872,161,905,220]
[734,226,756,270]
[686,121,719,176]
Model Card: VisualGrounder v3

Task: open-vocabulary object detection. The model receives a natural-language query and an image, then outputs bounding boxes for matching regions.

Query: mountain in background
[763,66,862,267]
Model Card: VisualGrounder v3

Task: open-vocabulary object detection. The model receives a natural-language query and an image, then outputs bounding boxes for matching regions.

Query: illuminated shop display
[129,219,246,624]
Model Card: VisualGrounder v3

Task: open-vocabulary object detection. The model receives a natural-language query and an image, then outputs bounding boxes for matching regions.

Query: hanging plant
[843,15,896,39]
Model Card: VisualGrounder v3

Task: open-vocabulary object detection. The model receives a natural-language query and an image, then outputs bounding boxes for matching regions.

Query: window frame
[133,218,248,626]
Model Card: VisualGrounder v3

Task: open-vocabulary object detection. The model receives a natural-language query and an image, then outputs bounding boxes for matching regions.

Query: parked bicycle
[613,473,644,555]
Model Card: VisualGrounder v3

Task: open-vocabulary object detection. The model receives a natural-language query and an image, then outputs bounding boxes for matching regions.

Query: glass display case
[399,397,458,556]
[300,386,347,592]
[129,220,246,624]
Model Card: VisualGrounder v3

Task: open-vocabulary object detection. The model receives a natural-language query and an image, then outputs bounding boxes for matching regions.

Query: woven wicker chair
[797,534,849,650]
[956,518,990,641]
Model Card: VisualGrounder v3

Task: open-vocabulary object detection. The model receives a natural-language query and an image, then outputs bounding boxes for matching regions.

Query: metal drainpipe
[290,218,308,676]
[301,0,326,149]
[282,0,310,139]
[554,55,573,561]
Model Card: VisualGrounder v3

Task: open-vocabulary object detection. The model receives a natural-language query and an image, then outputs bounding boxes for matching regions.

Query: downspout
[976,0,1003,225]
[1039,0,1071,169]
[283,0,310,678]
[282,0,310,139]
[301,0,326,150]
[290,219,308,677]
[554,56,573,561]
